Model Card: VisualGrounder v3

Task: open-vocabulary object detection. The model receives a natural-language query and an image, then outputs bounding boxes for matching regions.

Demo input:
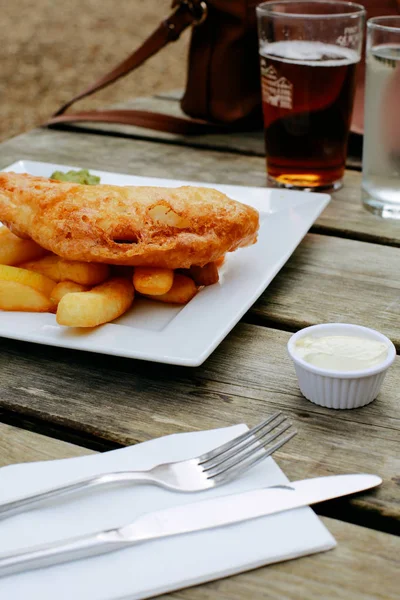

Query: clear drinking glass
[362,17,400,218]
[256,1,365,191]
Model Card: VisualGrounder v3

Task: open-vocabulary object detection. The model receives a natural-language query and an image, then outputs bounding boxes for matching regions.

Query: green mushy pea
[50,169,100,185]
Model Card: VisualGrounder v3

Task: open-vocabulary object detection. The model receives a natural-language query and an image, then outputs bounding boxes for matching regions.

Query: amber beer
[260,41,359,189]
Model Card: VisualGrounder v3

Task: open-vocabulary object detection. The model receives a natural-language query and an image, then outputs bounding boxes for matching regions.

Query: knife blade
[122,473,381,541]
[0,473,381,577]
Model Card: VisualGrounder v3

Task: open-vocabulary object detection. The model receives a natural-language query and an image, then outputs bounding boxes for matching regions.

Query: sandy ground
[0,0,188,142]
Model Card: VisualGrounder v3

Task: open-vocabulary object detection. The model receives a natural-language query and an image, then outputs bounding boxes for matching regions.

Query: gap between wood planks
[0,408,122,453]
[311,224,400,249]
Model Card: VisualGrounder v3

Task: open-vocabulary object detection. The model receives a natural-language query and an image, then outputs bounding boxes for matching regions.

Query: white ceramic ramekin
[287,323,396,409]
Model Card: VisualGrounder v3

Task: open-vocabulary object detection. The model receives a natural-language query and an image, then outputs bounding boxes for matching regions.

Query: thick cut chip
[0,227,47,265]
[145,274,197,304]
[0,280,53,312]
[56,277,134,327]
[50,281,90,306]
[187,262,219,286]
[0,264,56,297]
[133,267,174,296]
[21,255,109,285]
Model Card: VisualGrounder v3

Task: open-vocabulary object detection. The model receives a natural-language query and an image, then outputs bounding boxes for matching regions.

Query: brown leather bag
[48,0,400,135]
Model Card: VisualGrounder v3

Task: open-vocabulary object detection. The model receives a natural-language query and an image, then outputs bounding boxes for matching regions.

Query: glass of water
[362,17,400,218]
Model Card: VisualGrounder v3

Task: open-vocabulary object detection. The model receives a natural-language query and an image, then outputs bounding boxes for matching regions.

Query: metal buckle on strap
[171,0,208,26]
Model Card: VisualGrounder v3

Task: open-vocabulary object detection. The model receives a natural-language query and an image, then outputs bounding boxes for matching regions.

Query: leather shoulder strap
[47,1,217,134]
[48,109,223,135]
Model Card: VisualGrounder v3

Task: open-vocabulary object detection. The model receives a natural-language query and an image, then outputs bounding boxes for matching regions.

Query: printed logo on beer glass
[336,25,361,48]
[261,58,293,109]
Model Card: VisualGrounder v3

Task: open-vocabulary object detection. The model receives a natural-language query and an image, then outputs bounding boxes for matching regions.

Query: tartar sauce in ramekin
[294,335,389,372]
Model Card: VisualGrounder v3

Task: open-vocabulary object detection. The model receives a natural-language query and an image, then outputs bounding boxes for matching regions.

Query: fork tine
[198,412,282,464]
[205,423,294,477]
[200,414,287,470]
[209,430,297,484]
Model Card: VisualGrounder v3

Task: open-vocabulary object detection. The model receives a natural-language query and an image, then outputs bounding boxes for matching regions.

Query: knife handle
[0,529,128,578]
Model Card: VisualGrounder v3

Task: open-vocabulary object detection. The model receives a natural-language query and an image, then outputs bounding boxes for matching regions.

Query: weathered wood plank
[250,232,400,348]
[164,521,399,600]
[1,425,398,600]
[0,325,398,531]
[0,423,93,467]
[0,127,397,246]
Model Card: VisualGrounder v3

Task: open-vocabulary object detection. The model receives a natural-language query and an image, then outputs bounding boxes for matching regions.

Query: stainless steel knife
[0,473,381,577]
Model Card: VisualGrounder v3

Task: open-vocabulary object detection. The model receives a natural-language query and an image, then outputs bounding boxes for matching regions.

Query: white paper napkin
[0,425,336,599]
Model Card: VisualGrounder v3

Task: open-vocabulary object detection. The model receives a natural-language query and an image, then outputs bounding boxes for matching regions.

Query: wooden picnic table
[0,93,399,599]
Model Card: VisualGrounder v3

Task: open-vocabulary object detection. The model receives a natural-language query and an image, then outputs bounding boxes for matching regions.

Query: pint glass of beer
[256,1,365,190]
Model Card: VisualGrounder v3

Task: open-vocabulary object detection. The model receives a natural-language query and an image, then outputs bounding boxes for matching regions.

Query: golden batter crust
[0,173,259,268]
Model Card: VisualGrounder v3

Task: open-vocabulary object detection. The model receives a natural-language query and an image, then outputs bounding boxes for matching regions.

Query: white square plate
[1,160,329,366]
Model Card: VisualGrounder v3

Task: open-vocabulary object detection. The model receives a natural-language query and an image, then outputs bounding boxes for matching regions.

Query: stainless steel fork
[0,412,296,519]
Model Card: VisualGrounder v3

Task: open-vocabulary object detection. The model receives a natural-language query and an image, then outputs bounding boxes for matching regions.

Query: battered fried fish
[0,173,259,268]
